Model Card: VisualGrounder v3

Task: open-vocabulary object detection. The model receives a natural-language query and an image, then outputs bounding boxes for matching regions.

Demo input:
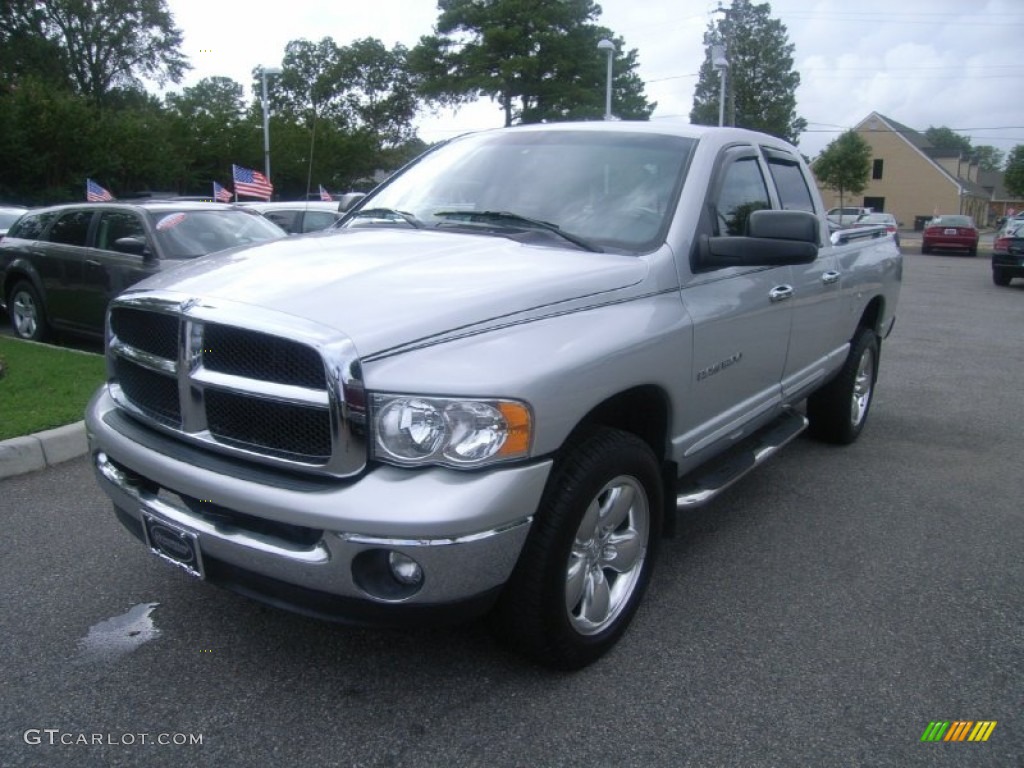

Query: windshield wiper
[348,208,424,228]
[432,210,603,253]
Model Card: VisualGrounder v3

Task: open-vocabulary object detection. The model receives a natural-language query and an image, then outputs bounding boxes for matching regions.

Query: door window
[48,211,93,245]
[714,156,770,236]
[96,211,147,251]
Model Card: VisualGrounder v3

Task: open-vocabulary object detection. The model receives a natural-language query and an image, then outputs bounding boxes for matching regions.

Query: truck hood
[131,228,648,356]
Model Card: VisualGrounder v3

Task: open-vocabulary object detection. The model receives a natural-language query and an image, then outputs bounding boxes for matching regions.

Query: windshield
[344,129,696,253]
[148,209,286,258]
[931,215,973,228]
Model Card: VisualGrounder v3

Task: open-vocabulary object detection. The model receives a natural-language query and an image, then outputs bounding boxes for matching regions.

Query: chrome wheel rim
[565,475,649,636]
[850,347,875,427]
[12,290,38,339]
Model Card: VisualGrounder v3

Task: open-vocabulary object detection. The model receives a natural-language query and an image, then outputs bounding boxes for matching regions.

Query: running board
[676,410,808,510]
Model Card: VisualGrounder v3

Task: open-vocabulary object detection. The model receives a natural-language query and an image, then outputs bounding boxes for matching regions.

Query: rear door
[762,148,844,398]
[40,209,96,327]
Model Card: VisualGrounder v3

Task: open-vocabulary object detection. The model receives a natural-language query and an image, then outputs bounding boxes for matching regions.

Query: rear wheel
[492,427,662,669]
[807,327,879,445]
[921,243,931,254]
[993,268,1011,287]
[7,280,49,342]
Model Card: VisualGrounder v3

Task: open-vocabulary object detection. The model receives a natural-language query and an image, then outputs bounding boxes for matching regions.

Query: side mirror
[112,236,150,257]
[695,210,819,270]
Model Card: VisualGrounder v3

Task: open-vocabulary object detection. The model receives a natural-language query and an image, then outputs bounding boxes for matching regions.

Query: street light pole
[711,44,728,127]
[261,66,282,183]
[597,39,615,120]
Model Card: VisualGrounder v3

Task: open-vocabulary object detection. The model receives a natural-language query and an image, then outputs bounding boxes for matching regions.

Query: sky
[163,0,1024,161]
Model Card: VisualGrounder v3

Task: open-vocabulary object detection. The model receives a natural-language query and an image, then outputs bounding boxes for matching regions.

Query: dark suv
[0,201,285,341]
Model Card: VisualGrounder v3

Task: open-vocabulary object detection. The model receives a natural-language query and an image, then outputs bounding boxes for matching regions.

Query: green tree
[411,0,654,126]
[690,0,806,144]
[165,77,248,192]
[0,0,189,104]
[812,130,872,213]
[972,145,1005,173]
[1004,146,1024,199]
[339,38,419,148]
[924,126,972,155]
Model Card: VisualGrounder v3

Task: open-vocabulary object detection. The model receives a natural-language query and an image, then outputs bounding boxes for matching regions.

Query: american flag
[213,181,233,203]
[232,164,273,200]
[86,178,114,202]
[319,184,332,202]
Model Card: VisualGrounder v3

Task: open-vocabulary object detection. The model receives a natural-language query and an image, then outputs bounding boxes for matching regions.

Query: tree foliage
[972,145,1005,173]
[924,126,972,156]
[411,0,654,126]
[1004,146,1024,199]
[690,0,806,144]
[812,130,872,211]
[0,0,190,103]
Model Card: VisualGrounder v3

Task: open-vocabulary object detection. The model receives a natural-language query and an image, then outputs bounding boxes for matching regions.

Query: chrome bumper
[87,387,550,616]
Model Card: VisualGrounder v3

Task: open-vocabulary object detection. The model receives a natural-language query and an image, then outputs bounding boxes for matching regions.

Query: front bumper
[87,387,551,625]
[992,252,1024,275]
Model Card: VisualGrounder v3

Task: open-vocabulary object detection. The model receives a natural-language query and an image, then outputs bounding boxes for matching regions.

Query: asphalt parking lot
[1,248,1022,767]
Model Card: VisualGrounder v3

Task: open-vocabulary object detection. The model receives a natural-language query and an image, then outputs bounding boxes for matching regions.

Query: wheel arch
[562,384,678,536]
[3,262,46,306]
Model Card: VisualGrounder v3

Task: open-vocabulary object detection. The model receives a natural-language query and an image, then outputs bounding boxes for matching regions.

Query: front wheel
[993,268,1011,287]
[807,327,880,445]
[7,280,50,342]
[492,427,662,670]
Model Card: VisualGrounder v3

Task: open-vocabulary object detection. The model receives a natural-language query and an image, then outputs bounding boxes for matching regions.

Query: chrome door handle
[822,271,841,285]
[85,259,102,267]
[769,285,794,302]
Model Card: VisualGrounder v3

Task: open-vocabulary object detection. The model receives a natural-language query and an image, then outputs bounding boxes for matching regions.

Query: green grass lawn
[0,338,106,440]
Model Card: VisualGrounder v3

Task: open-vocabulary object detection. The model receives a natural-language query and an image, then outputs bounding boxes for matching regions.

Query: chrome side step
[676,410,808,510]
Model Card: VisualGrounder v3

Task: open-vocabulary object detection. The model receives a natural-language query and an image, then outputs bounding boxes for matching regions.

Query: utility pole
[713,2,733,127]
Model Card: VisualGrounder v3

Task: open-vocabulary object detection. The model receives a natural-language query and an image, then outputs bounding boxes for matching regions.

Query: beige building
[815,112,993,230]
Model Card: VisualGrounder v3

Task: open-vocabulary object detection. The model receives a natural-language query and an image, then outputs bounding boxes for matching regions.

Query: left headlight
[371,393,532,468]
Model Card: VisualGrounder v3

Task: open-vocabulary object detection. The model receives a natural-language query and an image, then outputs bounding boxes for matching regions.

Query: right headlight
[370,393,532,468]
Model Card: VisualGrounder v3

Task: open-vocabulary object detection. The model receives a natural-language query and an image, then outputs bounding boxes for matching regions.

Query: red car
[922,215,979,256]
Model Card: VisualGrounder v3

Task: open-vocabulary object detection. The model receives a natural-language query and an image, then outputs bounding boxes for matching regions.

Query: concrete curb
[0,421,88,480]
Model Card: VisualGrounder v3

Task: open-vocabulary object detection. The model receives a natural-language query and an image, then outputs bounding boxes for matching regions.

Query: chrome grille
[114,357,180,426]
[110,307,179,360]
[202,324,326,389]
[106,296,366,477]
[205,389,332,462]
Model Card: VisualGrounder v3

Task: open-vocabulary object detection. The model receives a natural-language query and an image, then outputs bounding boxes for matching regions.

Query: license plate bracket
[142,513,205,579]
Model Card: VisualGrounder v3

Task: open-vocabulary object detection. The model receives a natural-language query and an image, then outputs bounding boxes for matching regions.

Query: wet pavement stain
[75,602,162,664]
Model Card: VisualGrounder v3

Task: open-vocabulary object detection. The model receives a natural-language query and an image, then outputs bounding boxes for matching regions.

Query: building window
[872,159,884,180]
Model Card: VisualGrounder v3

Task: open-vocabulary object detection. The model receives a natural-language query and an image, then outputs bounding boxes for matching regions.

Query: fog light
[388,551,423,586]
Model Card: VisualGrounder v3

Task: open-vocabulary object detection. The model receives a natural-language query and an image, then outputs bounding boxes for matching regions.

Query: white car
[827,206,872,227]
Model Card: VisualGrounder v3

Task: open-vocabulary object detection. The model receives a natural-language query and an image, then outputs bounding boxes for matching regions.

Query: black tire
[492,427,663,670]
[992,268,1011,287]
[807,327,880,445]
[7,280,49,342]
[921,244,930,254]
[968,246,977,257]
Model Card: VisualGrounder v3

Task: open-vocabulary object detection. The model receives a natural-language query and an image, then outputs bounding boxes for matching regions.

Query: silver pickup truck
[86,121,901,669]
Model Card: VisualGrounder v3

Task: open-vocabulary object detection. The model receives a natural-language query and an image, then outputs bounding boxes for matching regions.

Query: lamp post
[597,39,615,121]
[260,66,282,182]
[711,44,729,127]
